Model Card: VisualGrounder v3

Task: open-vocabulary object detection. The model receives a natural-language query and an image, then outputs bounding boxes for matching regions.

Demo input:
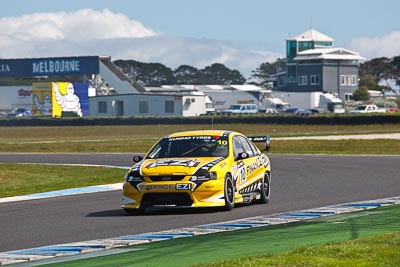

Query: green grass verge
[1,139,400,154]
[41,205,400,267]
[0,124,399,154]
[273,139,400,154]
[198,232,400,267]
[0,163,125,198]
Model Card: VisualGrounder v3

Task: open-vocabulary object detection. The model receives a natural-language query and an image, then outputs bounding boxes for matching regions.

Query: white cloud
[0,9,156,41]
[0,9,280,78]
[349,31,400,60]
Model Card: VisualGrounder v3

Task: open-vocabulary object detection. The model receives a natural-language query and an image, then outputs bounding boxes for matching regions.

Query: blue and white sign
[0,56,99,77]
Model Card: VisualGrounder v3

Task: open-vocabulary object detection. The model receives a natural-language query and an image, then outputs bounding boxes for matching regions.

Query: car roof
[167,130,239,138]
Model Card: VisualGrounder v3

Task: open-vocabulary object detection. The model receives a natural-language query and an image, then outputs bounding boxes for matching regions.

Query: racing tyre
[223,174,235,211]
[256,172,271,204]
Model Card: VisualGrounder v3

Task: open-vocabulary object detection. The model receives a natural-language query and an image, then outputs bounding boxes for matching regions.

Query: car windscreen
[146,135,229,159]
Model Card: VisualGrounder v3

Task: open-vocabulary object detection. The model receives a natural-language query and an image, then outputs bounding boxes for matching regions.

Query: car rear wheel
[256,172,271,204]
[223,174,235,211]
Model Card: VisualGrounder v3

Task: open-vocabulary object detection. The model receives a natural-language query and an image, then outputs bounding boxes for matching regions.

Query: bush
[353,86,370,101]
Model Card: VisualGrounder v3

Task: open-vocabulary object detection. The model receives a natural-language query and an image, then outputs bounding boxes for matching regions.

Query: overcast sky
[0,0,399,77]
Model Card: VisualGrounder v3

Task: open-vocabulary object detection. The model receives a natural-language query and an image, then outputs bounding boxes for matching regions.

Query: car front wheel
[223,174,235,211]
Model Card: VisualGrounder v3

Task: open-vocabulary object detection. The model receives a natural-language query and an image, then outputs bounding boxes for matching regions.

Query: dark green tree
[114,60,245,86]
[174,65,201,84]
[359,74,382,91]
[353,86,370,101]
[114,60,176,86]
[199,63,246,84]
[359,56,400,79]
[392,56,400,67]
[250,58,286,88]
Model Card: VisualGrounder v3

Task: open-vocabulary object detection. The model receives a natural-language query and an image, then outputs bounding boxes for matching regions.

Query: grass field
[1,123,400,153]
[0,163,125,198]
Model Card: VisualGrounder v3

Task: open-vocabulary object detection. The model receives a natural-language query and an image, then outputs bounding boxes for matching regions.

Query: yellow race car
[122,130,271,213]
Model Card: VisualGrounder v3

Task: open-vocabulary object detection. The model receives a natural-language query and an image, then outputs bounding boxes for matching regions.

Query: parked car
[6,108,33,117]
[388,108,400,113]
[295,109,309,116]
[349,105,386,113]
[217,104,259,114]
[283,108,300,114]
[306,108,328,114]
[283,108,308,115]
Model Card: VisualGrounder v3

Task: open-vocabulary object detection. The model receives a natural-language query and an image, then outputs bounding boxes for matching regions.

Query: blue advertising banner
[72,83,89,117]
[0,56,99,77]
[0,58,32,78]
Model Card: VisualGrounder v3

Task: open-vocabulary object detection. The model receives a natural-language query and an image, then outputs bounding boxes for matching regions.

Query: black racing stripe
[194,157,224,174]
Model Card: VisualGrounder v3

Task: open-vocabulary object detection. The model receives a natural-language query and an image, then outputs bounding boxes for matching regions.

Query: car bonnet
[139,157,225,176]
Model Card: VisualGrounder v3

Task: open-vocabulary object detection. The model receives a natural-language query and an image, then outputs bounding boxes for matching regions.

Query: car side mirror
[235,152,249,161]
[133,155,143,163]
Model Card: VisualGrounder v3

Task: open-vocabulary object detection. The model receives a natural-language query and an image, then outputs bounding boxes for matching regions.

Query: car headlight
[125,173,144,182]
[190,171,217,182]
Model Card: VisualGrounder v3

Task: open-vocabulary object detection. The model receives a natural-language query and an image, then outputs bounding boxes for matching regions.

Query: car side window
[233,136,244,158]
[238,136,255,157]
[245,138,260,156]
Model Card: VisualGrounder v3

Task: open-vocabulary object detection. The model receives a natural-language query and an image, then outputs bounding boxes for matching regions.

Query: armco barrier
[0,114,400,127]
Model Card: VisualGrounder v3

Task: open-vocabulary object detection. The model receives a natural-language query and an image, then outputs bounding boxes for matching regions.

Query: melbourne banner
[0,56,99,77]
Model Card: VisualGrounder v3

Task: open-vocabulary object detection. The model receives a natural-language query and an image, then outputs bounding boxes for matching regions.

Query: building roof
[230,84,265,91]
[289,28,334,43]
[145,84,269,93]
[294,47,365,61]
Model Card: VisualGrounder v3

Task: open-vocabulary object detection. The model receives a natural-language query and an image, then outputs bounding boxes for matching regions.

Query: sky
[0,0,399,78]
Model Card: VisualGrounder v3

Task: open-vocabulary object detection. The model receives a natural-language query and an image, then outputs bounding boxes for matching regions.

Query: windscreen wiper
[181,144,207,156]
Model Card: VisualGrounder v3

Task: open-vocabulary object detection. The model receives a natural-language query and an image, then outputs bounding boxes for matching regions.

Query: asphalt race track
[1,153,399,253]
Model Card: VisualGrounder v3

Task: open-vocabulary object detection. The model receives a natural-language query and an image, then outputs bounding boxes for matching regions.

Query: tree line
[113,56,400,94]
[113,60,246,86]
[354,56,400,100]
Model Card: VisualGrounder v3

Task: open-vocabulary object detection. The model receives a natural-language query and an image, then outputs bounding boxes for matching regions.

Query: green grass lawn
[0,124,400,154]
[194,232,400,267]
[1,124,400,142]
[0,163,125,198]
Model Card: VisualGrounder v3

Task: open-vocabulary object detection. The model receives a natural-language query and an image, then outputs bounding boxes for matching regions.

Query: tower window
[310,75,320,85]
[298,75,308,85]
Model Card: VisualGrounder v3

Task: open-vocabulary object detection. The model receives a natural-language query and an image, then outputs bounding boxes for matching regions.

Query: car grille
[141,193,193,208]
[148,175,186,182]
